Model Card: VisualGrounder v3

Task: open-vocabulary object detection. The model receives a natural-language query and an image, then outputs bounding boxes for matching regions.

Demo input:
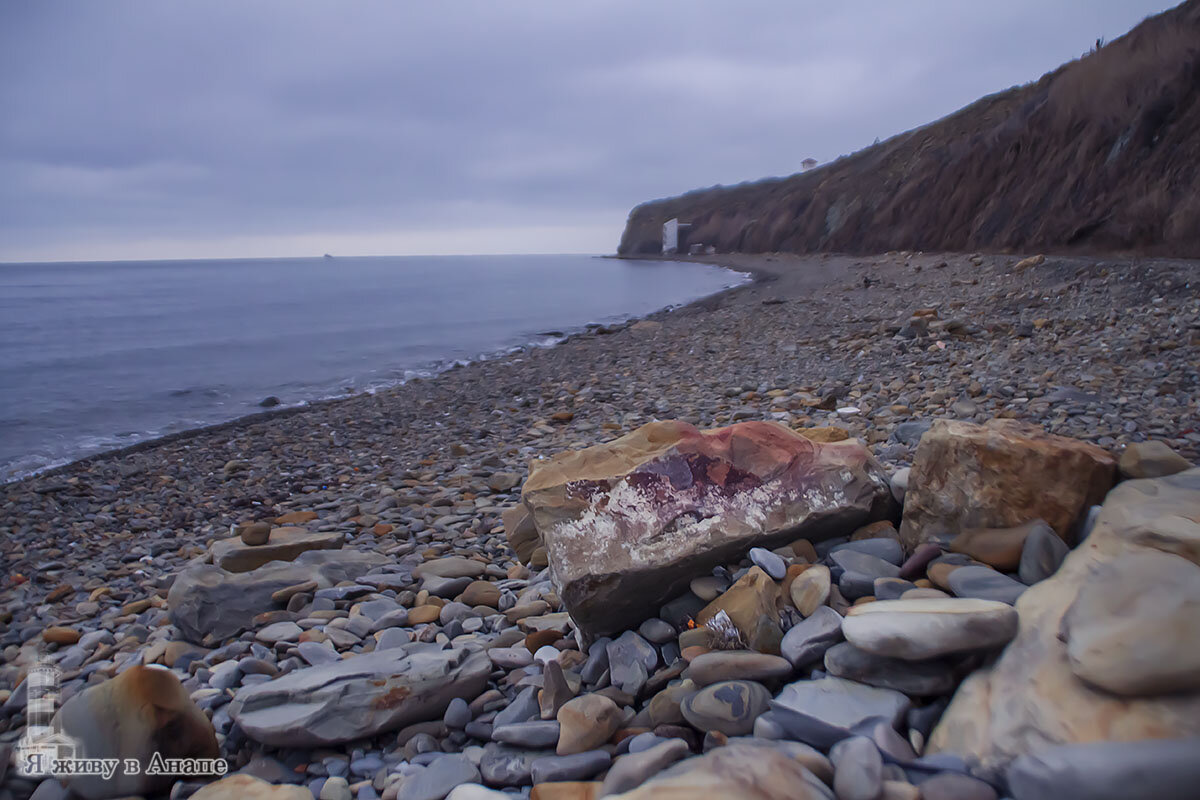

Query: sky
[0,0,1181,262]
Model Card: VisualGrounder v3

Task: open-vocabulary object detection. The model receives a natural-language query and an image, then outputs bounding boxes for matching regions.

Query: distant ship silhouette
[323,253,334,260]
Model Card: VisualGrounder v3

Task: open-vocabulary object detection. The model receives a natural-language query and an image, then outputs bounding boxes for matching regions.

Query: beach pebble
[789,564,831,616]
[556,693,622,755]
[831,736,884,800]
[749,547,787,579]
[780,605,843,667]
[841,598,1018,660]
[680,680,770,736]
[946,566,1027,605]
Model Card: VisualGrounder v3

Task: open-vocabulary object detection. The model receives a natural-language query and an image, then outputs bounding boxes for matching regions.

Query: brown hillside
[618,1,1200,257]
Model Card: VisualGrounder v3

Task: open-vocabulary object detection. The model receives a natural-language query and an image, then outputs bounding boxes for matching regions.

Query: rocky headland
[618,1,1200,259]
[2,250,1199,800]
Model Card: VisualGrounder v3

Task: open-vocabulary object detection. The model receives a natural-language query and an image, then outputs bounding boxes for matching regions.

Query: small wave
[1,429,153,483]
[168,386,226,399]
[3,262,751,485]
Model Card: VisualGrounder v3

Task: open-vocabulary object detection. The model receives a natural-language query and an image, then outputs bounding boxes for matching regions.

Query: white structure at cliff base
[662,218,692,255]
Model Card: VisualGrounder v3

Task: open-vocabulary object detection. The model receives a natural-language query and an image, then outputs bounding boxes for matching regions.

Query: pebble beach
[2,250,1199,800]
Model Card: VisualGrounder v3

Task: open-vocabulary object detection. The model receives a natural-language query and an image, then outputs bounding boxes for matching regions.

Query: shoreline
[3,256,755,487]
[9,249,1200,493]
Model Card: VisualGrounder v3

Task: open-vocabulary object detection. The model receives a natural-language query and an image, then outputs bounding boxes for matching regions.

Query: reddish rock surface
[898,419,1114,551]
[520,420,893,638]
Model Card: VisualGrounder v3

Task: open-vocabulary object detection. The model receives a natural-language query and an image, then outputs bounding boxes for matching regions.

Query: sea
[0,254,747,481]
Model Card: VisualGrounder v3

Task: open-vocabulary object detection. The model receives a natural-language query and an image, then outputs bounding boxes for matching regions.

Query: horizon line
[0,250,620,267]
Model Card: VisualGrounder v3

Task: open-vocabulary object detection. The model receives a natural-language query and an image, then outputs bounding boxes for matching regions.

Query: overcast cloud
[0,0,1178,261]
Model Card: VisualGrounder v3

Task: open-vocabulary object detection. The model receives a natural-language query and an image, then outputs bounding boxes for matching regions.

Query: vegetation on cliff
[619,1,1200,257]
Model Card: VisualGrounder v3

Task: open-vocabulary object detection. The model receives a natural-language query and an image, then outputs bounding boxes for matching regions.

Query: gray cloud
[0,0,1178,260]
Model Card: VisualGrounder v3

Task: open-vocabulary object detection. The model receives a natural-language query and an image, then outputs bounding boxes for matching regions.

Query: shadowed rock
[229,645,491,747]
[168,549,390,644]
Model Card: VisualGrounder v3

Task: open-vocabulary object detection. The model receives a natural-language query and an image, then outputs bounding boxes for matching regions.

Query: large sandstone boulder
[210,527,344,573]
[898,419,1115,550]
[168,549,388,645]
[229,645,491,746]
[928,468,1200,774]
[521,420,894,638]
[55,666,219,800]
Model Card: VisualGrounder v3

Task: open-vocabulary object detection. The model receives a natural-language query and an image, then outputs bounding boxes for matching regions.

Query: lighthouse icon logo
[13,661,82,777]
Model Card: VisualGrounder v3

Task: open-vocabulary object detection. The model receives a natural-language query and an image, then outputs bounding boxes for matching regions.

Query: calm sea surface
[0,254,746,480]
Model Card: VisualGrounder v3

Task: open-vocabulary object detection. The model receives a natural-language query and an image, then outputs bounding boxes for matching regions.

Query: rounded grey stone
[946,566,1026,605]
[680,680,770,736]
[750,547,787,579]
[529,750,612,784]
[1018,523,1070,585]
[780,606,844,667]
[830,736,883,800]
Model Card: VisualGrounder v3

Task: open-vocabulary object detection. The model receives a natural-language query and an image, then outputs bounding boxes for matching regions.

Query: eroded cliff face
[619,1,1200,258]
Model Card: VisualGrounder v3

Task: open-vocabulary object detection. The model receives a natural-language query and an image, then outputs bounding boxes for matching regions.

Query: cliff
[618,1,1200,257]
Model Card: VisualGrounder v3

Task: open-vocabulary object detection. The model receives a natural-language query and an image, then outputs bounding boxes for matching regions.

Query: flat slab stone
[772,676,910,732]
[841,598,1018,660]
[168,550,388,645]
[255,621,302,645]
[683,650,793,686]
[946,565,1026,605]
[492,720,561,749]
[823,641,957,696]
[211,527,344,573]
[478,745,551,788]
[831,538,904,565]
[413,557,486,580]
[229,646,491,747]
